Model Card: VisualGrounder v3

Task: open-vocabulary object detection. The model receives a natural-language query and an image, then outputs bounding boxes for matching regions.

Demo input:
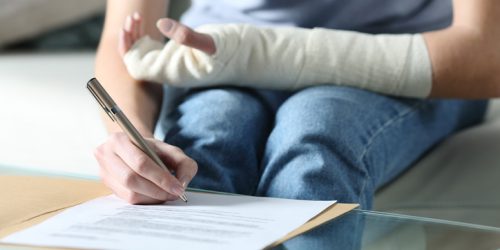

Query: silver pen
[87,78,188,202]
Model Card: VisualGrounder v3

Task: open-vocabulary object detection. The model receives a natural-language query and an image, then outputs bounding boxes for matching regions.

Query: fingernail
[133,11,140,20]
[179,176,191,189]
[172,184,185,197]
[157,19,173,32]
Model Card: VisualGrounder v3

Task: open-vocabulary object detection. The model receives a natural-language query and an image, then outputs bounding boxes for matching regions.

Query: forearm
[96,41,161,136]
[95,0,168,136]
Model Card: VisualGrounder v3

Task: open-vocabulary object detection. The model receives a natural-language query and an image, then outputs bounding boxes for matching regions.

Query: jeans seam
[358,101,427,164]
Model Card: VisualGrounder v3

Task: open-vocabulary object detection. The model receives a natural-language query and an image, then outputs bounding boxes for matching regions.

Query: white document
[2,191,335,250]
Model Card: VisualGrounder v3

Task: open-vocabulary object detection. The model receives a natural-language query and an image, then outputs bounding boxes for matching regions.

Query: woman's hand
[94,132,198,204]
[118,12,216,57]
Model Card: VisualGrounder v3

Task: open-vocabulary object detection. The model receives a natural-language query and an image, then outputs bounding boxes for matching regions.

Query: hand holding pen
[88,78,197,204]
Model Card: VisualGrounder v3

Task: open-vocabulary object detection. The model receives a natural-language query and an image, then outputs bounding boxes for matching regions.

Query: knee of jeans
[260,87,379,202]
[272,86,373,157]
[178,88,269,134]
[173,88,270,151]
[183,88,261,115]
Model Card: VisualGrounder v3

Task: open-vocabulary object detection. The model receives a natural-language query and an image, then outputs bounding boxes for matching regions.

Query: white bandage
[124,24,432,98]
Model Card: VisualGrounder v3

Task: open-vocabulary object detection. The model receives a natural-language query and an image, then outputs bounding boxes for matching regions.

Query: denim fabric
[162,85,487,209]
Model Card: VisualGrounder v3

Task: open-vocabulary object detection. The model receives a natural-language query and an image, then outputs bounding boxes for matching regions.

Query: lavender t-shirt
[181,0,452,33]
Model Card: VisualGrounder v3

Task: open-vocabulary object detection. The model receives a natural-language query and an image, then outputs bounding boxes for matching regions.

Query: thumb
[157,18,216,55]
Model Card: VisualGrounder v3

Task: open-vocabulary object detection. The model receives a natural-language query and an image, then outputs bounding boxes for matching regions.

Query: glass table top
[274,208,500,250]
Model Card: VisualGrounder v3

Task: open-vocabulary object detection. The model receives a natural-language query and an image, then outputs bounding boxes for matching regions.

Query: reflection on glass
[273,210,500,250]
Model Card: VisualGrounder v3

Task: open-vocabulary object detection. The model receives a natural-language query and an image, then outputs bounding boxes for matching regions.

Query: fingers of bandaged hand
[94,132,195,204]
[131,12,143,41]
[119,12,143,57]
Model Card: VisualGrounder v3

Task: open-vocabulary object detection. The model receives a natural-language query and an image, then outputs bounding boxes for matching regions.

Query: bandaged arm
[124,24,432,98]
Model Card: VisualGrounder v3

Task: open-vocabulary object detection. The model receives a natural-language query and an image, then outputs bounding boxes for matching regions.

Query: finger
[129,13,139,42]
[99,164,160,204]
[148,140,198,188]
[118,29,132,56]
[118,15,134,56]
[95,143,177,202]
[124,15,133,33]
[110,133,186,197]
[103,164,178,204]
[102,169,164,205]
[129,14,138,41]
[156,18,216,55]
[132,12,143,41]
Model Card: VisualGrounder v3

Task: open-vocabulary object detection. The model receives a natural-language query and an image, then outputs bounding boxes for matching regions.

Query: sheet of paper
[2,192,335,250]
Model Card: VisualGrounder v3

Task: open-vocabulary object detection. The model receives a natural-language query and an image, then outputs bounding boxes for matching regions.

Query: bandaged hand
[121,15,432,98]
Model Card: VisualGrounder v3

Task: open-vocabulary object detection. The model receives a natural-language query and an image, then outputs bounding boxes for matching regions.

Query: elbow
[483,55,500,97]
[492,58,500,97]
[484,36,500,96]
[475,68,500,98]
[465,40,500,98]
[493,76,500,98]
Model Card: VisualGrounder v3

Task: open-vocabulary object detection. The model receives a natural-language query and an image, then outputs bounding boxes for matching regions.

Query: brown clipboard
[0,175,358,249]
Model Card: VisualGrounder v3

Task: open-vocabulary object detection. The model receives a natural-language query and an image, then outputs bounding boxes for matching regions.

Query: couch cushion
[0,0,105,48]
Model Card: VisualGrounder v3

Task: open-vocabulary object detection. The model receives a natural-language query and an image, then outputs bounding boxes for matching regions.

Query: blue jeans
[161,85,486,209]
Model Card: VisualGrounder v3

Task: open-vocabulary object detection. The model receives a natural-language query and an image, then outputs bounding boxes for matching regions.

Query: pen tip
[180,193,188,202]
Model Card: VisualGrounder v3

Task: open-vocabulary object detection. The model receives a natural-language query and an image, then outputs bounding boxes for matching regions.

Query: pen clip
[87,82,116,122]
